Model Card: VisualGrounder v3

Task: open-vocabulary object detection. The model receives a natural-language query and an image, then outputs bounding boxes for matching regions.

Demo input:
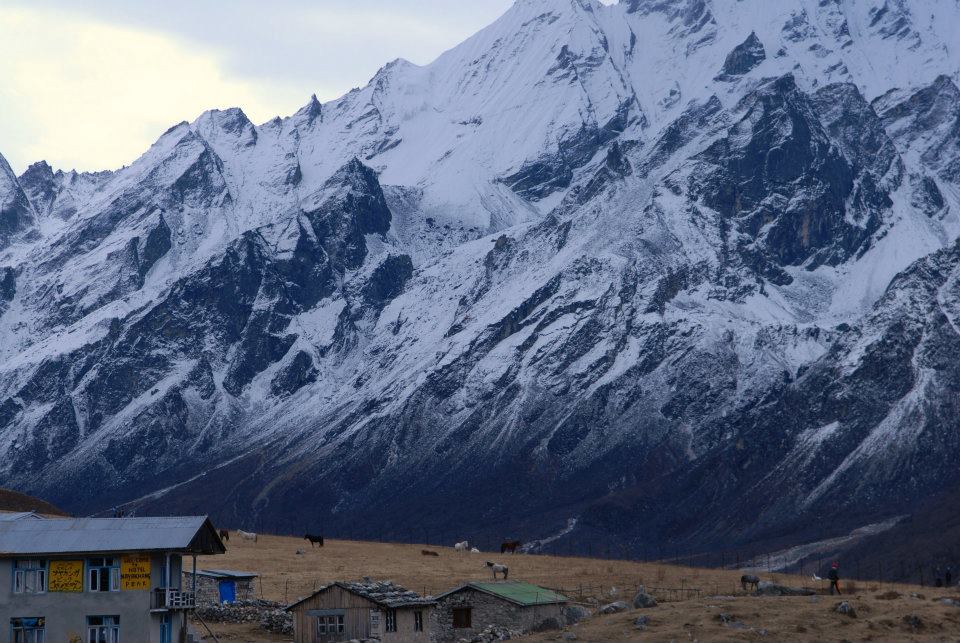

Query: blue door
[218,580,236,603]
[160,614,171,643]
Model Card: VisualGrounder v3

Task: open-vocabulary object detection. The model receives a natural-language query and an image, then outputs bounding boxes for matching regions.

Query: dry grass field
[191,533,960,642]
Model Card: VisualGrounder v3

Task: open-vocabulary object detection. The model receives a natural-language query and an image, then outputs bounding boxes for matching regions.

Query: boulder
[756,581,816,596]
[564,605,591,625]
[903,614,924,630]
[834,601,857,618]
[562,633,578,641]
[531,616,561,632]
[598,601,630,614]
[634,615,649,630]
[632,586,658,608]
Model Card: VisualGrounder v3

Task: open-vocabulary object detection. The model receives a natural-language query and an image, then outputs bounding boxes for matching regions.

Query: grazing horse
[237,530,258,543]
[421,549,440,557]
[218,529,230,542]
[304,533,324,547]
[454,541,469,552]
[500,539,522,554]
[486,561,509,580]
[741,574,760,592]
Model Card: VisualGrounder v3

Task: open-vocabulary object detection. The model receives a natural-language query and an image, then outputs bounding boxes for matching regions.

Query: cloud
[0,6,312,173]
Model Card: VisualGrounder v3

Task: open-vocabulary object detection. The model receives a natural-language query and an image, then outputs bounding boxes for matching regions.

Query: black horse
[304,533,325,547]
[500,539,522,554]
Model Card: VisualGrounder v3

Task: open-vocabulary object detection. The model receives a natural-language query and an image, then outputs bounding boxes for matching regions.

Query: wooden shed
[286,578,435,643]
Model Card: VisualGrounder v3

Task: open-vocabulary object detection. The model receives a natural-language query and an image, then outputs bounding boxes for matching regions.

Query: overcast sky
[1,1,539,174]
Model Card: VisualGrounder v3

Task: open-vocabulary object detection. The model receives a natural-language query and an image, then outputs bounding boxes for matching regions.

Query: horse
[304,533,324,547]
[500,539,522,554]
[237,530,258,543]
[454,540,469,552]
[421,549,440,557]
[486,561,509,580]
[218,529,230,542]
[740,574,760,592]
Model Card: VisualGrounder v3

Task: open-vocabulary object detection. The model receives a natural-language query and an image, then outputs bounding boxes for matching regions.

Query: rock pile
[756,581,816,596]
[456,624,522,642]
[196,600,293,634]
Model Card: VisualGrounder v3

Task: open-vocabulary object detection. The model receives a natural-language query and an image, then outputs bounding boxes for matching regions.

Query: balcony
[151,588,197,610]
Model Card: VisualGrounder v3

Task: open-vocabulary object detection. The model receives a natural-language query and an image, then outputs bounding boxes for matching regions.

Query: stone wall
[431,589,565,642]
[183,573,257,604]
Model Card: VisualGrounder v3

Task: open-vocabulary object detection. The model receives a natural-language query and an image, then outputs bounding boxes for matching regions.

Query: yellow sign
[49,560,84,592]
[121,554,151,590]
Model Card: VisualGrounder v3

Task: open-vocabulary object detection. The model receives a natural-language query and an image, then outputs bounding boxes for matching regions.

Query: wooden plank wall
[292,586,374,643]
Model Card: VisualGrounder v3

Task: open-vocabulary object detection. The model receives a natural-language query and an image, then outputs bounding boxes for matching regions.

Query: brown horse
[500,539,522,554]
[218,529,230,542]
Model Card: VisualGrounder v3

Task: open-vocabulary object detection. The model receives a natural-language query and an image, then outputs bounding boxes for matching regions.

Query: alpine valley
[3,0,960,565]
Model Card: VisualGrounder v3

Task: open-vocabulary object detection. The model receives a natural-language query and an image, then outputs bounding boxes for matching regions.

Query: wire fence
[231,524,959,601]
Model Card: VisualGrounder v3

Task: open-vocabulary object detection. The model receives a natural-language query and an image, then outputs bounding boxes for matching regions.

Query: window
[385,609,397,633]
[87,616,120,643]
[11,617,45,643]
[452,607,472,629]
[316,615,344,635]
[87,559,120,592]
[13,560,46,594]
[414,610,424,632]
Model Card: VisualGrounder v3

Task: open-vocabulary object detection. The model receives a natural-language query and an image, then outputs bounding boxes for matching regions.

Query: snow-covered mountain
[2,0,960,555]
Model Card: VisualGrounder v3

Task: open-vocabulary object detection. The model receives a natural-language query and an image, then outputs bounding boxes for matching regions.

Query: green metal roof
[439,581,568,606]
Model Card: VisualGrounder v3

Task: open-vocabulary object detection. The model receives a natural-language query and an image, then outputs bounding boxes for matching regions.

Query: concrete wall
[432,589,565,642]
[2,553,186,643]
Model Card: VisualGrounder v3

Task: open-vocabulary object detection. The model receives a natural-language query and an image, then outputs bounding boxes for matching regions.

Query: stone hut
[286,578,435,643]
[183,568,258,604]
[432,581,568,641]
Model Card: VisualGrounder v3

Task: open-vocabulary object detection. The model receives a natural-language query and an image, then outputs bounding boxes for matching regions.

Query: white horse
[237,530,258,543]
[486,561,508,580]
[454,540,469,552]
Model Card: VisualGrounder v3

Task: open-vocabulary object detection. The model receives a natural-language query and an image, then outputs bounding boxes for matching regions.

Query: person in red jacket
[828,561,841,595]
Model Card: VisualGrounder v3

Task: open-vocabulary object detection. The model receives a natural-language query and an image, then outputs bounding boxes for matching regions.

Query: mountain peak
[293,94,323,125]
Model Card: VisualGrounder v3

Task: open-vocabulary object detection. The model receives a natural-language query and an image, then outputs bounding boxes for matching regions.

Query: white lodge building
[0,516,225,642]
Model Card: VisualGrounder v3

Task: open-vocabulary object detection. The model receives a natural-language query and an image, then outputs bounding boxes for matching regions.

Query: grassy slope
[193,534,960,642]
[0,487,67,515]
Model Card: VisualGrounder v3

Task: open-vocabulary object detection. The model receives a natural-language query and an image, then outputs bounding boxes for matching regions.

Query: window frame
[452,607,472,629]
[316,614,344,635]
[86,615,120,643]
[12,560,47,594]
[87,558,121,593]
[385,608,398,633]
[10,617,46,643]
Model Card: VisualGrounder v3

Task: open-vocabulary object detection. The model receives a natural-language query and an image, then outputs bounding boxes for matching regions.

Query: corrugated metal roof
[188,568,258,580]
[287,579,436,611]
[0,516,225,556]
[437,581,568,606]
[0,511,44,521]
